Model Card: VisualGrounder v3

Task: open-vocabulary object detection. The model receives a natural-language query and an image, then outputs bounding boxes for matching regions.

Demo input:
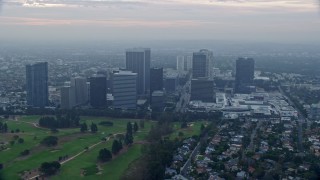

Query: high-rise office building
[90,75,107,108]
[150,67,163,93]
[26,62,49,107]
[235,57,255,93]
[186,55,193,71]
[71,77,88,105]
[177,55,192,73]
[191,79,214,102]
[192,49,213,79]
[113,71,137,109]
[165,75,178,93]
[60,86,75,109]
[176,56,185,73]
[151,90,164,112]
[126,48,150,95]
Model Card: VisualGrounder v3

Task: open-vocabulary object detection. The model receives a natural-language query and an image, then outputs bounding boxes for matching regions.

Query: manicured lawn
[101,144,143,180]
[51,120,153,179]
[0,116,152,179]
[169,121,208,139]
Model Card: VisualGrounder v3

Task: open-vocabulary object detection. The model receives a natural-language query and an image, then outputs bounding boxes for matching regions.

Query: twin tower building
[26,48,254,109]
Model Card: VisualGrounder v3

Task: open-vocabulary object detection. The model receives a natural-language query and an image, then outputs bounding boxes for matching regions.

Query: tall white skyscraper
[177,55,192,73]
[113,71,137,109]
[186,55,193,70]
[176,55,185,73]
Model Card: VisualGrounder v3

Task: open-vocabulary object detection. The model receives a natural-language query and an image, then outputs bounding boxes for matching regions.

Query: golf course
[0,115,206,179]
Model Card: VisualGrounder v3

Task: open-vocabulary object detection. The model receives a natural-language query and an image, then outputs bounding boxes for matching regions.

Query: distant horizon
[0,0,319,44]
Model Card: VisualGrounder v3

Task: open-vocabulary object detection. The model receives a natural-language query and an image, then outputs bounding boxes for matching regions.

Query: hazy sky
[0,0,319,44]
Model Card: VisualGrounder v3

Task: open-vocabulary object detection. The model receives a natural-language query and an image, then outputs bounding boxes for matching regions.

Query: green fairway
[1,116,205,180]
[0,116,152,180]
[101,144,143,180]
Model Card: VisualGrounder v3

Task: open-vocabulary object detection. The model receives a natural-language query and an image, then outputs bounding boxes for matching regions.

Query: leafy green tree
[125,122,133,145]
[20,149,30,156]
[91,123,98,133]
[98,148,112,162]
[39,161,61,176]
[18,138,24,144]
[119,140,123,150]
[133,122,139,133]
[200,124,205,131]
[127,122,133,135]
[125,132,133,145]
[80,123,88,133]
[112,140,122,154]
[41,136,58,147]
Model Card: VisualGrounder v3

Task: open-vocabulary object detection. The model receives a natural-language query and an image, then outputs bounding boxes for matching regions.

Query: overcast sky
[0,0,319,44]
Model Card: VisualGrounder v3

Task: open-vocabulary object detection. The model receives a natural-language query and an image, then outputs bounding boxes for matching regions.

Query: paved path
[27,132,124,180]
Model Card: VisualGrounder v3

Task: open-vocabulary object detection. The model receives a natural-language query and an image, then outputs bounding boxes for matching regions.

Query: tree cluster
[80,123,88,133]
[80,122,98,133]
[38,111,80,129]
[134,122,178,180]
[91,123,98,133]
[111,140,123,155]
[39,161,61,176]
[20,149,30,156]
[41,136,58,147]
[0,122,8,133]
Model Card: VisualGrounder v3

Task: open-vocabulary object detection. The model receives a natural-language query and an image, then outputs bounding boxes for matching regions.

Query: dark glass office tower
[191,78,214,102]
[26,62,49,108]
[126,48,150,95]
[150,67,163,93]
[235,57,255,93]
[90,75,107,108]
[192,49,213,79]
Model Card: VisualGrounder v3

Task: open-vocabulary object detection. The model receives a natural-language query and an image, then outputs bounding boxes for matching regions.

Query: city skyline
[0,0,319,44]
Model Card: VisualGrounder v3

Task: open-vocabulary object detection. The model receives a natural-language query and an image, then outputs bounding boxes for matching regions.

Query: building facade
[26,62,49,107]
[165,76,178,93]
[151,90,164,112]
[112,71,137,109]
[235,57,255,93]
[150,67,163,94]
[60,86,75,109]
[90,75,107,108]
[126,48,150,95]
[71,77,88,105]
[191,79,214,102]
[192,49,213,79]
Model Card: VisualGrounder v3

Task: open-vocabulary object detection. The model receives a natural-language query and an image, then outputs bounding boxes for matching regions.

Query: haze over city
[0,0,319,44]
